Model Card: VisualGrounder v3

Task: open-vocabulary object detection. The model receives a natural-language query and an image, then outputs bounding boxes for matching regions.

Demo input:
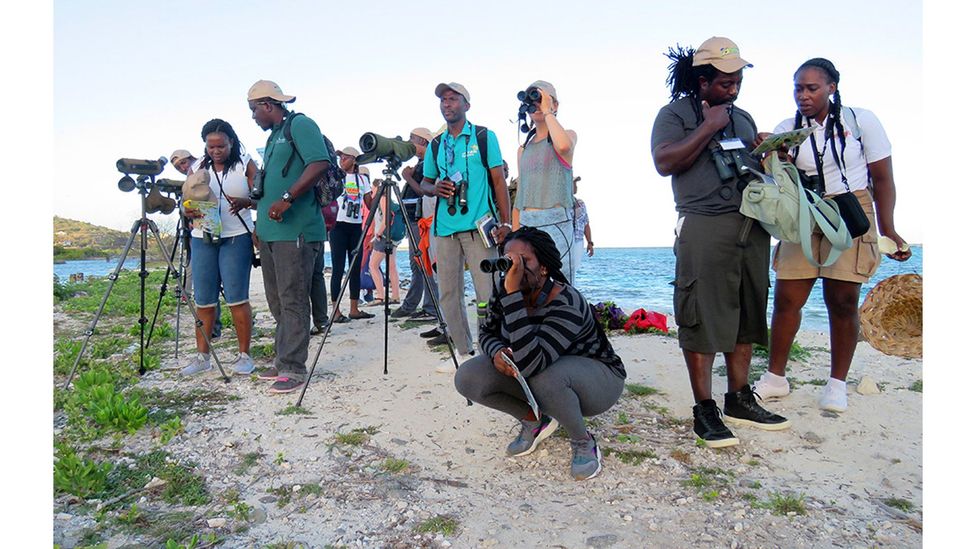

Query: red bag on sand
[624,308,669,333]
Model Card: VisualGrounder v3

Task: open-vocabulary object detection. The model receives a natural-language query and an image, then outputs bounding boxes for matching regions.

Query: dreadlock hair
[502,226,569,285]
[200,118,244,174]
[792,58,846,151]
[664,44,719,124]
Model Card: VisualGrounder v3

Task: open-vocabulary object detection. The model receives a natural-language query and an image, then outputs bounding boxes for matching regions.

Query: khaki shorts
[773,189,880,284]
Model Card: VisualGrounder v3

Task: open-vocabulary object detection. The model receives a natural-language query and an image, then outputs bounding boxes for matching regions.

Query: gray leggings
[455,354,624,440]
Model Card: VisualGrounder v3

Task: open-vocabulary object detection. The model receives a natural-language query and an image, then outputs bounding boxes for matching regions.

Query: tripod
[295,157,461,407]
[62,178,230,389]
[145,205,190,358]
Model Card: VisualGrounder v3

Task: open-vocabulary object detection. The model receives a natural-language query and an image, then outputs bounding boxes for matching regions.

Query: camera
[799,172,826,196]
[358,132,416,165]
[250,168,265,200]
[480,256,513,273]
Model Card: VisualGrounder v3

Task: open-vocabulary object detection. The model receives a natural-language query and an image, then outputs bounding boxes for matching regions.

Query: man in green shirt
[246,80,330,394]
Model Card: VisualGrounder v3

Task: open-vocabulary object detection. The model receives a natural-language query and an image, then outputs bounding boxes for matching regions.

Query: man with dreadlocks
[651,37,790,449]
[455,227,626,480]
[753,58,911,412]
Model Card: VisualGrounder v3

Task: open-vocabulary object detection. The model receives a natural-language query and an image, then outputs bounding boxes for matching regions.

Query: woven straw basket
[859,273,922,359]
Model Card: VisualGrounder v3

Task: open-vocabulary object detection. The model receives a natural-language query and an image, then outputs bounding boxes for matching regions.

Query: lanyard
[807,115,852,192]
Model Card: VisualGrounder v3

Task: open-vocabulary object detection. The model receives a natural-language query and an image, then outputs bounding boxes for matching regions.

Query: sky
[50,0,924,248]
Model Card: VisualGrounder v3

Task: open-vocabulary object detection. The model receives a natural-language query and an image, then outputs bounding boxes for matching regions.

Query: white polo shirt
[774,107,891,195]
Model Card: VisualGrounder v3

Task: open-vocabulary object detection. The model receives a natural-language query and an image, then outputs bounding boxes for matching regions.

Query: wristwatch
[281,191,294,203]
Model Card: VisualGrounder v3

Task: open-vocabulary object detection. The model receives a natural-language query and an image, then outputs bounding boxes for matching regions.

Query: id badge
[718,138,746,151]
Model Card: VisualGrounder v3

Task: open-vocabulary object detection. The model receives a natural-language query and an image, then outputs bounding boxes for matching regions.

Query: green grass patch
[399,319,436,330]
[103,450,210,509]
[277,405,313,416]
[605,447,657,465]
[60,270,179,318]
[625,383,660,397]
[234,452,262,475]
[381,458,410,474]
[335,426,379,446]
[251,342,276,359]
[54,444,112,498]
[792,378,828,387]
[762,492,807,516]
[415,515,459,536]
[909,380,922,393]
[681,467,735,490]
[615,434,641,444]
[883,497,915,513]
[615,411,631,425]
[752,337,811,362]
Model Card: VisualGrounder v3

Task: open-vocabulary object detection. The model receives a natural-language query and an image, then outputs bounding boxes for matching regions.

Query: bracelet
[500,223,513,229]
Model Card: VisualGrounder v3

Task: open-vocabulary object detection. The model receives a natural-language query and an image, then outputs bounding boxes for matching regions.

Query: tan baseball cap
[434,82,470,103]
[528,80,557,102]
[692,37,752,73]
[359,166,370,177]
[338,146,360,157]
[170,149,192,164]
[247,80,296,103]
[410,127,434,142]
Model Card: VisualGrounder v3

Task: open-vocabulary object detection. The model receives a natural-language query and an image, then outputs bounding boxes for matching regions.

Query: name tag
[718,138,746,151]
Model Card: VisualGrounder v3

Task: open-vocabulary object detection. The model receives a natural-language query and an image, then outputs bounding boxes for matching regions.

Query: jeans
[189,234,253,306]
[433,230,496,354]
[399,218,439,315]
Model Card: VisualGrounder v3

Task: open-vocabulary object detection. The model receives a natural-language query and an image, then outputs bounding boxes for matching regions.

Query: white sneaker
[434,361,456,374]
[232,353,256,375]
[752,371,790,400]
[819,379,848,412]
[181,353,212,376]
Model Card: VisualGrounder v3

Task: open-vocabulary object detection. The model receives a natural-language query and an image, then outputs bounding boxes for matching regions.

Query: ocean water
[55,245,922,332]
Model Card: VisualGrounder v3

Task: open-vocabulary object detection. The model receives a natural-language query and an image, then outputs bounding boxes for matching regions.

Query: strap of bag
[213,169,255,239]
[779,153,851,267]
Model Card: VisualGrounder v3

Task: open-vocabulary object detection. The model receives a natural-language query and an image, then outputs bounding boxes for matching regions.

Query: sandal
[365,299,384,307]
[349,311,375,320]
[332,313,351,324]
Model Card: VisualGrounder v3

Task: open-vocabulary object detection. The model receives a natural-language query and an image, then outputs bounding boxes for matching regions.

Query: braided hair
[792,58,846,150]
[502,226,569,285]
[664,44,719,124]
[200,118,244,174]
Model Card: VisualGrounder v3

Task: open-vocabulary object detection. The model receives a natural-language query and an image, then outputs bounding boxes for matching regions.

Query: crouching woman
[455,227,626,480]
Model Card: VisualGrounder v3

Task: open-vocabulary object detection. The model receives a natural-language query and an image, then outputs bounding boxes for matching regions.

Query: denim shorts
[190,234,252,307]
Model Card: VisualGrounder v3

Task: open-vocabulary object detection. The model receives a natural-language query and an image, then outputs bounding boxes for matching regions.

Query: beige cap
[338,146,360,157]
[247,80,297,103]
[692,37,752,73]
[170,149,192,164]
[434,82,470,103]
[528,80,557,102]
[410,127,434,142]
[358,166,370,177]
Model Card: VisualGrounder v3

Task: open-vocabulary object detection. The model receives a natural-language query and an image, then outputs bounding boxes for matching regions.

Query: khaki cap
[358,166,370,177]
[170,149,192,164]
[338,146,361,157]
[247,79,296,103]
[528,80,557,102]
[692,37,752,73]
[434,82,470,103]
[410,127,434,142]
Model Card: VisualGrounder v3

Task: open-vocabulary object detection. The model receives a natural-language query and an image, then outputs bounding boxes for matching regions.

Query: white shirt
[335,173,370,225]
[773,107,891,196]
[189,152,255,238]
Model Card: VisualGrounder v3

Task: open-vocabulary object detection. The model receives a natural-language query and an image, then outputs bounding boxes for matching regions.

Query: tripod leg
[63,219,142,389]
[146,220,231,382]
[146,220,182,348]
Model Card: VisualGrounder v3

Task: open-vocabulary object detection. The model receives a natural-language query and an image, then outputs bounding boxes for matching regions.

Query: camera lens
[517,90,527,102]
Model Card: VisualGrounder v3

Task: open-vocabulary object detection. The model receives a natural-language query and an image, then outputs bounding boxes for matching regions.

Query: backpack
[281,112,344,206]
[389,200,406,241]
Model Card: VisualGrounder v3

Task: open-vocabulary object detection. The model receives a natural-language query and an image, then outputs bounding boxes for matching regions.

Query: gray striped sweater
[479,282,626,379]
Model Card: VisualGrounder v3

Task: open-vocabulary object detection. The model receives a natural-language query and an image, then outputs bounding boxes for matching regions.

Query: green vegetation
[763,492,807,515]
[277,405,313,416]
[909,380,922,393]
[615,434,641,444]
[266,483,323,508]
[752,337,811,362]
[335,426,379,446]
[158,417,183,444]
[234,452,262,475]
[883,497,915,513]
[53,445,112,498]
[251,342,276,359]
[415,515,460,536]
[615,411,631,425]
[681,466,735,500]
[605,448,657,465]
[625,383,660,396]
[381,458,410,474]
[103,450,210,508]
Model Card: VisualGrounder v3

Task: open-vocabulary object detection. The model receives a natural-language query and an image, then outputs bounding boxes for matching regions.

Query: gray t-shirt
[651,96,758,216]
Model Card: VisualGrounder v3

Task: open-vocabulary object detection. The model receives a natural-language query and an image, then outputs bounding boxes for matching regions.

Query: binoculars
[480,256,513,273]
[446,172,468,216]
[517,87,542,115]
[249,169,265,200]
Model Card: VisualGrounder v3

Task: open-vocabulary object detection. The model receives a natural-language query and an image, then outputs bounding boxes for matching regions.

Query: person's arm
[267,116,330,221]
[228,159,258,214]
[652,101,729,176]
[584,222,594,256]
[537,89,577,165]
[402,165,424,195]
[486,131,512,241]
[869,157,911,261]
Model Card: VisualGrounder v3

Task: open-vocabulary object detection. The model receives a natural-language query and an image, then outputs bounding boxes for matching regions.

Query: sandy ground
[54,268,923,548]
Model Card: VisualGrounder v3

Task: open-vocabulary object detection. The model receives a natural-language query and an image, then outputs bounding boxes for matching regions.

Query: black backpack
[281,112,344,206]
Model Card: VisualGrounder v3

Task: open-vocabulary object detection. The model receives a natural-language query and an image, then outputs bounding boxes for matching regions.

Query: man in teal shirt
[246,80,330,394]
[420,82,512,361]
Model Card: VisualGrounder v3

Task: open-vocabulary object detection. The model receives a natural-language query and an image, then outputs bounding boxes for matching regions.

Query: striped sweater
[480,281,626,379]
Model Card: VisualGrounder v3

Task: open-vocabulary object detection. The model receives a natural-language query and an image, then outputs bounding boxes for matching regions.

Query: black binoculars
[446,179,468,215]
[249,169,265,200]
[480,256,513,273]
[517,87,542,115]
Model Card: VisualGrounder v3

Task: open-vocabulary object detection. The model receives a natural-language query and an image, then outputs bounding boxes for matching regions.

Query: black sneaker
[420,327,442,339]
[723,385,792,431]
[426,333,450,347]
[390,307,414,319]
[692,399,739,449]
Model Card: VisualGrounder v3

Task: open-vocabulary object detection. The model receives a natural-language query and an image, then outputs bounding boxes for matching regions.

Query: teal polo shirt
[422,121,503,237]
[256,113,329,242]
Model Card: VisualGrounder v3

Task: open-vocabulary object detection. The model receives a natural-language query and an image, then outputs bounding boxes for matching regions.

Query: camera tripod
[62,178,231,389]
[144,205,191,358]
[295,157,461,407]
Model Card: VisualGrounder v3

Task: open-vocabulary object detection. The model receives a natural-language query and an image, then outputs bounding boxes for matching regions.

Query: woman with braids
[512,80,579,283]
[752,58,912,412]
[181,118,258,376]
[651,37,790,449]
[454,227,626,481]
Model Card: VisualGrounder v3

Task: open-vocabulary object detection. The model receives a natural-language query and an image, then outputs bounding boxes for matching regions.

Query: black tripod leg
[146,221,182,348]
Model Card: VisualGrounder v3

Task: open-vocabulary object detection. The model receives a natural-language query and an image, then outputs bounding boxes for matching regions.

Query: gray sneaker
[180,353,212,376]
[232,353,256,375]
[569,433,603,481]
[506,415,559,457]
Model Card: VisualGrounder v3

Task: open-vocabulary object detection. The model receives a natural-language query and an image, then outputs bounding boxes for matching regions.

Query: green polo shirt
[422,121,503,237]
[256,113,329,242]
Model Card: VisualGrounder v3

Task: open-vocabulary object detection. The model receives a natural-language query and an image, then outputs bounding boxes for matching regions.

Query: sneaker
[310,322,329,335]
[270,376,304,394]
[427,333,450,347]
[507,415,560,457]
[232,353,256,375]
[256,366,279,381]
[819,378,848,412]
[180,353,212,376]
[410,310,437,321]
[692,399,739,448]
[434,361,456,374]
[569,432,603,480]
[390,307,414,319]
[723,385,791,431]
[420,327,442,339]
[752,371,791,400]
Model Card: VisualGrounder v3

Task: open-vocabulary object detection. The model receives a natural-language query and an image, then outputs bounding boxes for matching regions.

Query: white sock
[825,377,846,392]
[763,371,788,386]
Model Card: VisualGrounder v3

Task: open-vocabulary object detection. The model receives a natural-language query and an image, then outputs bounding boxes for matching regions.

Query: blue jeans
[190,234,253,307]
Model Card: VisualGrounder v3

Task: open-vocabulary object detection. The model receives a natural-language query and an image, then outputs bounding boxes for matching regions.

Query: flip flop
[332,314,351,324]
[349,311,375,320]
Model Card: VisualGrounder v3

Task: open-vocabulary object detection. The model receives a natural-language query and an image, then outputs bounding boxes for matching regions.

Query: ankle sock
[825,377,846,392]
[763,371,788,386]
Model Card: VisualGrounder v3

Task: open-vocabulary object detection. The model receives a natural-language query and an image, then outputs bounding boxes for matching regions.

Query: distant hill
[54,217,176,261]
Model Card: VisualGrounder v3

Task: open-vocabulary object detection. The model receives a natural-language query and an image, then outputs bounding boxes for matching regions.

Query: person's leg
[434,234,471,353]
[329,223,349,314]
[368,249,384,302]
[528,357,624,440]
[459,231,498,308]
[767,279,816,376]
[398,220,424,314]
[388,247,400,301]
[218,235,254,366]
[822,278,862,382]
[683,350,717,403]
[268,238,318,384]
[571,238,584,281]
[346,225,367,316]
[193,307,217,353]
[185,237,219,374]
[310,246,328,327]
[454,354,532,419]
[420,270,440,316]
